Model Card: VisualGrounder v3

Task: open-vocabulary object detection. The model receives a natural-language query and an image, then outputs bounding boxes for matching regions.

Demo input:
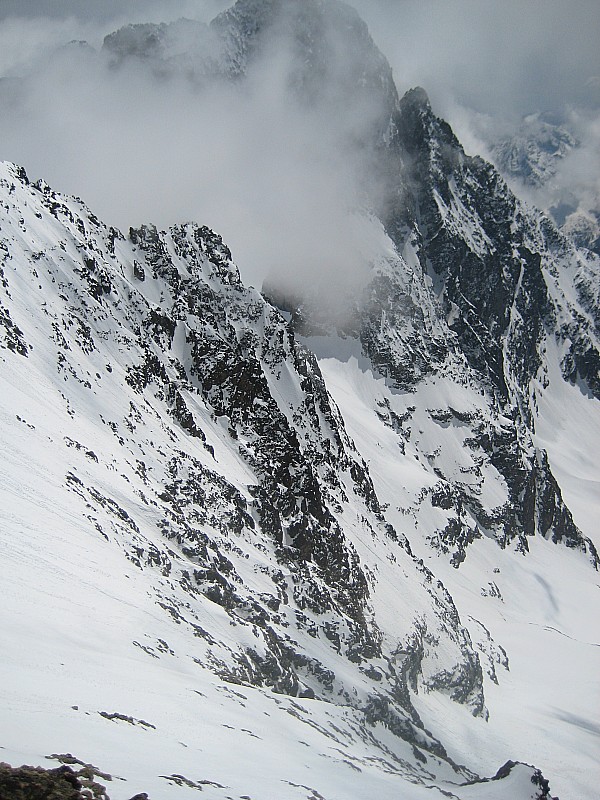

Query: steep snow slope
[297,86,600,799]
[0,162,562,799]
[316,349,600,800]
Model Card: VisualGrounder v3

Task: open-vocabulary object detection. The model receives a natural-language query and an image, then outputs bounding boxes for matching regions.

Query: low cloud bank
[0,5,392,296]
[0,0,598,291]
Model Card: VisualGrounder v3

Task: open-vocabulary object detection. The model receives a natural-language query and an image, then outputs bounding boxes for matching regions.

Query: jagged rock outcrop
[267,82,598,566]
[0,762,107,800]
[382,88,600,402]
[0,161,495,783]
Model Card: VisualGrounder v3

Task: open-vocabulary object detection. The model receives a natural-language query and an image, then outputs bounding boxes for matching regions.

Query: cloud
[546,109,600,248]
[352,0,600,120]
[0,0,598,296]
[0,4,392,300]
[3,0,599,117]
[0,16,96,76]
[0,2,232,77]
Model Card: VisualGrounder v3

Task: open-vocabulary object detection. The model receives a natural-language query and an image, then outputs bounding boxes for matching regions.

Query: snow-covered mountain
[490,113,578,190]
[482,111,600,257]
[1,1,599,799]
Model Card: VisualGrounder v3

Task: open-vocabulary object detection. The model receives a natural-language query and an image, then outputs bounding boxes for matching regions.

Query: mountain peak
[211,0,397,113]
[401,85,431,110]
[395,85,462,156]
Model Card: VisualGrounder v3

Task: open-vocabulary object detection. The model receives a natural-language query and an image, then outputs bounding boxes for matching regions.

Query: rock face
[0,160,498,783]
[352,87,599,565]
[383,89,600,403]
[258,69,599,565]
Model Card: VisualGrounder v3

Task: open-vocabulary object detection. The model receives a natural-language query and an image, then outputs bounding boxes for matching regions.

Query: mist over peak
[0,0,408,306]
[103,19,214,63]
[0,0,597,296]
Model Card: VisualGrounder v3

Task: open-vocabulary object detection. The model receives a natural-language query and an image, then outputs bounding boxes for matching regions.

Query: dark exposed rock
[0,302,29,356]
[0,762,108,800]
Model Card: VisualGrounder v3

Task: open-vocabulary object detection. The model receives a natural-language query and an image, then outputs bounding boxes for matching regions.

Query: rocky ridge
[0,160,512,792]
[355,87,600,566]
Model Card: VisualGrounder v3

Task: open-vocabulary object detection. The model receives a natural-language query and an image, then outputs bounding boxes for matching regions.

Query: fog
[0,1,395,296]
[0,0,598,292]
[4,0,597,118]
[353,0,600,241]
